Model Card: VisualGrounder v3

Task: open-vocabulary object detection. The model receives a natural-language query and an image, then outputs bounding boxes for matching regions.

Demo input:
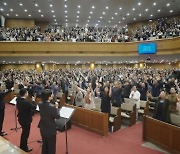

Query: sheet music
[59,106,75,119]
[10,97,17,105]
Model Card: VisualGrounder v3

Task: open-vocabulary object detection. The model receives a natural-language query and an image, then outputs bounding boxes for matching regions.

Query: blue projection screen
[138,43,157,54]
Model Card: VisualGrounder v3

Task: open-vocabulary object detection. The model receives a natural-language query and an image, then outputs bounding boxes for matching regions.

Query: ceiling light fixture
[132,8,135,11]
[38,10,41,12]
[170,10,173,13]
[119,7,122,10]
[145,8,148,11]
[78,5,81,8]
[153,2,156,6]
[19,3,23,6]
[103,12,105,15]
[115,12,118,15]
[167,3,170,6]
[41,14,44,17]
[4,3,7,5]
[106,6,109,9]
[92,6,95,9]
[138,2,141,6]
[35,3,38,7]
[50,4,53,7]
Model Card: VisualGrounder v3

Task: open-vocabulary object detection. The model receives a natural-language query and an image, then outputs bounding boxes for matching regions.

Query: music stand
[9,97,21,132]
[59,106,75,154]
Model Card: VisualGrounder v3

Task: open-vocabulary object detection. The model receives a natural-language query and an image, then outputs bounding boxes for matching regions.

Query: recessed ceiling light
[115,12,118,15]
[53,15,56,17]
[87,20,89,22]
[119,7,122,10]
[35,3,38,7]
[52,10,54,13]
[170,10,173,13]
[127,13,130,16]
[119,21,121,23]
[167,3,170,6]
[89,16,91,18]
[4,2,7,5]
[0,8,4,11]
[150,14,153,17]
[111,17,114,19]
[19,3,23,6]
[41,14,44,17]
[138,2,141,6]
[108,21,111,23]
[15,14,18,16]
[153,2,156,6]
[6,14,9,16]
[90,11,93,14]
[65,15,67,18]
[139,14,142,16]
[65,5,67,7]
[92,6,95,9]
[96,24,98,26]
[28,14,31,17]
[78,5,81,8]
[149,19,152,22]
[102,12,105,15]
[54,19,56,21]
[145,8,148,11]
[24,9,27,12]
[106,6,109,9]
[55,23,57,25]
[122,17,125,20]
[50,4,53,7]
[98,20,100,22]
[158,9,161,12]
[76,20,78,22]
[77,11,80,14]
[100,16,102,19]
[132,8,135,11]
[66,19,67,22]
[77,16,79,18]
[65,10,67,13]
[134,18,136,20]
[38,10,41,12]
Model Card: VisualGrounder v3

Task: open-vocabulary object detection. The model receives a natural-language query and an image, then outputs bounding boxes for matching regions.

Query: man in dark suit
[38,89,60,154]
[0,83,13,136]
[16,88,36,152]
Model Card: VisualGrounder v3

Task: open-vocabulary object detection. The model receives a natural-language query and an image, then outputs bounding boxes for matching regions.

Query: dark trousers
[18,120,31,151]
[0,109,5,132]
[42,135,56,154]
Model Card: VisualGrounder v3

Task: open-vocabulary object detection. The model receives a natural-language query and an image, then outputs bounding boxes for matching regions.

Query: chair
[93,97,101,112]
[124,98,131,104]
[138,100,149,116]
[121,103,136,126]
[109,106,121,132]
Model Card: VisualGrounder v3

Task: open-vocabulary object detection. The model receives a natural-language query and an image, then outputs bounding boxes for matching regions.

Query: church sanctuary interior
[0,0,180,154]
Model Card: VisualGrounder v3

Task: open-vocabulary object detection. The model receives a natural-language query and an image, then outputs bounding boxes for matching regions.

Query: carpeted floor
[2,104,164,154]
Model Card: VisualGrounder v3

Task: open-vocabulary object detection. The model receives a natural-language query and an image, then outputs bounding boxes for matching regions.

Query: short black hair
[41,89,52,101]
[19,88,27,97]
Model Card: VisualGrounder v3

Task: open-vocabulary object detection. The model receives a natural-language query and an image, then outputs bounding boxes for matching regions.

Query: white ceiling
[0,0,180,27]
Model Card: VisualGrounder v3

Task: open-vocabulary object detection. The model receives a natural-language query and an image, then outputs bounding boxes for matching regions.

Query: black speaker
[55,117,72,132]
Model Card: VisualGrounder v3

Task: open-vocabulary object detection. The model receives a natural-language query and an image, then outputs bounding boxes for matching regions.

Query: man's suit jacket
[38,101,60,138]
[16,97,36,124]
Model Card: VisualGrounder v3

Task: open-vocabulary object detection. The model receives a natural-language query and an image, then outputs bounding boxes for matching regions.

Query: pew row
[65,104,108,137]
[121,103,136,126]
[143,116,180,154]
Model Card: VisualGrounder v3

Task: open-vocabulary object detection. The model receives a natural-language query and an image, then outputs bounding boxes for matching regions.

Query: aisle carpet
[2,104,164,154]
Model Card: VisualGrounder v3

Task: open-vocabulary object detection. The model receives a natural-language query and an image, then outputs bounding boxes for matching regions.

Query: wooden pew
[109,106,121,132]
[143,116,180,154]
[138,100,149,117]
[0,136,27,154]
[121,103,136,126]
[4,91,15,103]
[65,104,108,137]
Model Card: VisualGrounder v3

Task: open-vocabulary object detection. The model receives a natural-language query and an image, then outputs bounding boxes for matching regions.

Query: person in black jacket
[0,84,13,136]
[16,88,36,152]
[147,90,171,123]
[38,89,60,154]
